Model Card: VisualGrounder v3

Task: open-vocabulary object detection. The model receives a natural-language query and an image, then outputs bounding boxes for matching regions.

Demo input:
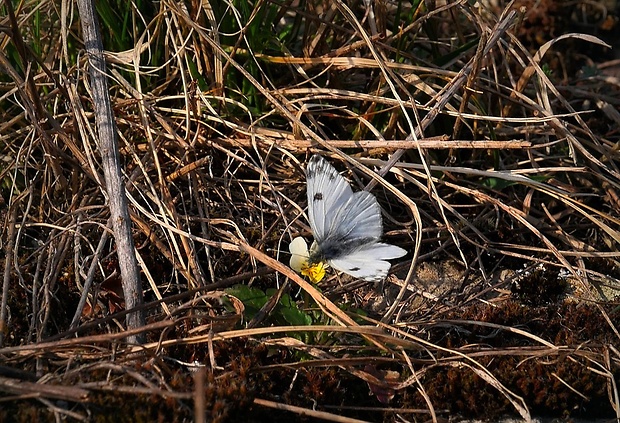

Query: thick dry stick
[0,208,17,348]
[75,0,145,343]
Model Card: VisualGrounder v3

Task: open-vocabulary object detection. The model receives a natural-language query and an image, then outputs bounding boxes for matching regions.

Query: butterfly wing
[325,190,383,243]
[306,154,407,281]
[307,155,385,244]
[329,243,407,282]
[306,155,354,243]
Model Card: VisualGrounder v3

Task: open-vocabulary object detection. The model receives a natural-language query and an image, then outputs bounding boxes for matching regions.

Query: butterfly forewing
[326,191,383,243]
[306,155,353,242]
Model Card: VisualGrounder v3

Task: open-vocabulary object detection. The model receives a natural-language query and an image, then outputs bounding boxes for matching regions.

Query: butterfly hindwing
[330,256,392,282]
[329,243,407,282]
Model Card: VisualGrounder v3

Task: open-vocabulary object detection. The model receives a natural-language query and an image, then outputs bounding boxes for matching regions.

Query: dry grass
[1,0,619,421]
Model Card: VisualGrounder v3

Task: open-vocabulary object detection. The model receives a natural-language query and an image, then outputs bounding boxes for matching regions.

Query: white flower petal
[289,237,309,272]
[289,236,309,255]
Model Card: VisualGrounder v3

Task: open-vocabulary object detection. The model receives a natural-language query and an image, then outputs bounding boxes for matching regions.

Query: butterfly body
[309,236,378,263]
[303,155,407,282]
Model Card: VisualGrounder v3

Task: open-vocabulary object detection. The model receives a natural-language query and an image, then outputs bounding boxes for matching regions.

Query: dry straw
[0,0,618,421]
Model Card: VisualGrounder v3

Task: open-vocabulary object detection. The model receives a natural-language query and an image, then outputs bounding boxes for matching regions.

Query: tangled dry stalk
[0,0,619,421]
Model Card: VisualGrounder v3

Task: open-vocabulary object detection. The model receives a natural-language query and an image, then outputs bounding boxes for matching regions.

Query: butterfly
[290,154,407,283]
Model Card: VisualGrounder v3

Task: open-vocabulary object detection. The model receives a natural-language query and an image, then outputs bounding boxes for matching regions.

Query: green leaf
[278,293,313,326]
[226,284,269,316]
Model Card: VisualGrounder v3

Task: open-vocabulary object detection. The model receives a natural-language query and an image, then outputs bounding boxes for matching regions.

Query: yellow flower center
[301,261,326,284]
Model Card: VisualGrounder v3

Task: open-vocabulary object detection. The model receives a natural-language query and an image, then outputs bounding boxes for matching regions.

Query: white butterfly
[290,155,406,282]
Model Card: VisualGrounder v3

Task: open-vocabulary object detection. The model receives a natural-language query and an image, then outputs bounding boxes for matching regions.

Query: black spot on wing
[349,267,360,272]
[313,193,323,201]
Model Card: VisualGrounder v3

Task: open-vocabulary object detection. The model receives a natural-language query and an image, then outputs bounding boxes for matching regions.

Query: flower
[288,237,326,283]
